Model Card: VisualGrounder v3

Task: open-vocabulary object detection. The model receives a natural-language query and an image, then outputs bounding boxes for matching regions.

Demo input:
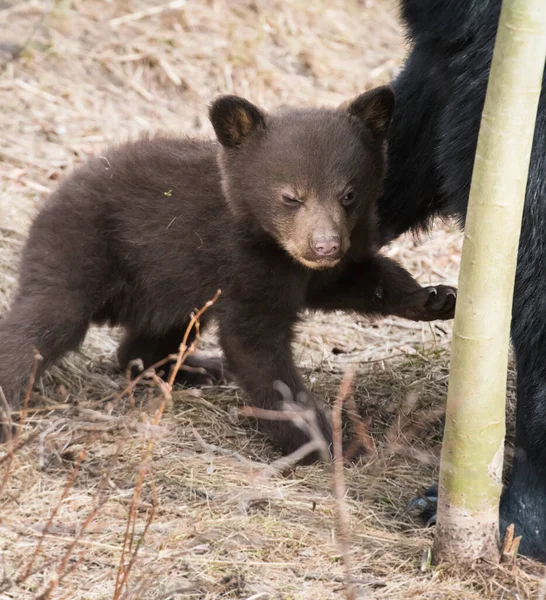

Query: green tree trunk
[433,0,546,563]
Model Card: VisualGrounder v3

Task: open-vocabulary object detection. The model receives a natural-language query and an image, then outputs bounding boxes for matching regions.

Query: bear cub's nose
[312,235,340,258]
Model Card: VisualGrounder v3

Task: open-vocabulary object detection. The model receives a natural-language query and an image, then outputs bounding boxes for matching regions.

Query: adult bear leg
[498,237,546,561]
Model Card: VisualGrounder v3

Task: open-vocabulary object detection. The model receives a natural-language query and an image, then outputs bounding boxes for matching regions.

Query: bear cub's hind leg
[0,293,90,409]
[117,327,229,387]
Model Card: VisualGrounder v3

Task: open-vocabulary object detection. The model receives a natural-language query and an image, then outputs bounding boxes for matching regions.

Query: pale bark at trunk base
[433,506,499,564]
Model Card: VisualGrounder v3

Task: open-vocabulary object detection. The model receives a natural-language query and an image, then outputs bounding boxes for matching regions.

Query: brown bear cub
[0,86,456,457]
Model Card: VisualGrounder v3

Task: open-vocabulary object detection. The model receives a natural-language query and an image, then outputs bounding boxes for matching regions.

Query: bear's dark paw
[421,285,457,320]
[179,354,232,387]
[127,353,231,388]
[397,286,457,322]
[406,483,438,526]
[407,482,546,561]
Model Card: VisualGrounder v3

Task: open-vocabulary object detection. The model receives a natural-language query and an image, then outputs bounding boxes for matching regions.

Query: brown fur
[0,87,456,458]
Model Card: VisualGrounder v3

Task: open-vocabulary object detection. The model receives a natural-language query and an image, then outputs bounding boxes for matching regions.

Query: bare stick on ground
[433,0,546,564]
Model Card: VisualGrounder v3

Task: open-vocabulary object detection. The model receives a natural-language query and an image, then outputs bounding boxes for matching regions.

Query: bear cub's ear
[209,95,266,148]
[344,85,395,138]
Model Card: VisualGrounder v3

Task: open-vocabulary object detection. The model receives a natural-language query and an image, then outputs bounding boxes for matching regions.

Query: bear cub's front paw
[410,284,457,321]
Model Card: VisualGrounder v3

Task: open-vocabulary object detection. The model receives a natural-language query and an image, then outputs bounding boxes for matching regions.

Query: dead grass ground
[0,1,543,598]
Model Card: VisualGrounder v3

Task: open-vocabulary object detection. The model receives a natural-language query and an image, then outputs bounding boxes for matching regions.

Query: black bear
[0,87,456,458]
[380,0,546,560]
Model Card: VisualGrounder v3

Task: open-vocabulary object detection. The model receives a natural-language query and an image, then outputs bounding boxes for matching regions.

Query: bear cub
[0,86,456,457]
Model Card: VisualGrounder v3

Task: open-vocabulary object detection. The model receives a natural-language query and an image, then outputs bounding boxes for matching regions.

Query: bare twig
[18,349,43,434]
[35,488,108,600]
[19,447,87,583]
[0,431,40,500]
[266,439,324,474]
[238,405,319,422]
[192,427,261,469]
[343,391,376,460]
[113,403,163,599]
[115,484,158,597]
[167,289,222,388]
[332,370,356,600]
[0,386,14,446]
[500,523,522,563]
[238,402,331,465]
[112,289,220,405]
[238,383,332,472]
[0,431,39,468]
[9,403,72,417]
[113,353,177,404]
[113,291,220,599]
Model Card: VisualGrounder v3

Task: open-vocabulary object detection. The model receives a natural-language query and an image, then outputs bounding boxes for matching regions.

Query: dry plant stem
[0,431,38,468]
[239,406,320,422]
[192,427,263,470]
[114,381,167,596]
[113,396,164,598]
[113,395,164,598]
[112,289,221,404]
[0,350,43,495]
[0,386,13,445]
[18,349,42,434]
[114,353,177,403]
[19,447,87,582]
[266,439,324,473]
[31,469,114,599]
[0,431,39,500]
[239,403,331,464]
[434,0,546,564]
[36,492,107,600]
[9,403,72,417]
[344,392,376,458]
[113,292,219,600]
[116,486,158,597]
[331,371,356,600]
[0,558,57,594]
[167,289,221,388]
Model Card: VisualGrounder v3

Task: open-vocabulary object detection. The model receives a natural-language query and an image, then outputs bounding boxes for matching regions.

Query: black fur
[381,0,546,560]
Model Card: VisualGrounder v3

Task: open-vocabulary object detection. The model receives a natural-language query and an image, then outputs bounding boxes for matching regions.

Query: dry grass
[0,0,543,598]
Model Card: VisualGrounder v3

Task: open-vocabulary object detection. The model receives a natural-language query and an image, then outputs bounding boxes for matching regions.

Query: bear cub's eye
[282,194,303,208]
[341,190,356,207]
